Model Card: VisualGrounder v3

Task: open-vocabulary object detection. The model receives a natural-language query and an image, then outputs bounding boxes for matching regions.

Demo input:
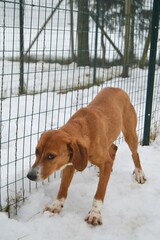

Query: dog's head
[27,130,88,181]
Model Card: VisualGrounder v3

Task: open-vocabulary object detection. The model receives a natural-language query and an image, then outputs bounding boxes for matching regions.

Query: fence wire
[0,0,160,215]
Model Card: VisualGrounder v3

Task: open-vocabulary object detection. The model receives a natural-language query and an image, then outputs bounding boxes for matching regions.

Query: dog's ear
[68,141,88,171]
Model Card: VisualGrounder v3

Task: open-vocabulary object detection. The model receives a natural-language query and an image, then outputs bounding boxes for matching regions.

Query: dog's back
[87,87,131,114]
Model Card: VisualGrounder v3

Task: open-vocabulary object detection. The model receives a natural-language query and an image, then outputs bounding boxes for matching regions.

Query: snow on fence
[0,0,160,216]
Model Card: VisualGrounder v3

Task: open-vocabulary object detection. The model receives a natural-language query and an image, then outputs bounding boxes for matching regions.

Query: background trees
[23,0,153,74]
[76,0,152,74]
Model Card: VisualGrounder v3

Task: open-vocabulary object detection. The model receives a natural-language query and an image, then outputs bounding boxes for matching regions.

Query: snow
[1,139,160,240]
[0,59,123,98]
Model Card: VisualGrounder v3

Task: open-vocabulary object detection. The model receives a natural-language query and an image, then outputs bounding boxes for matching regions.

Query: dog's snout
[27,168,38,181]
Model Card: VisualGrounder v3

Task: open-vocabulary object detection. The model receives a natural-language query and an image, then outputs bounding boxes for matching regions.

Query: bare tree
[77,0,90,66]
[139,27,151,69]
[122,0,131,78]
[69,0,76,61]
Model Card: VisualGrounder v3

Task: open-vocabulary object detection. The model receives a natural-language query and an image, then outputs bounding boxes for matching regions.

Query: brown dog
[27,87,146,225]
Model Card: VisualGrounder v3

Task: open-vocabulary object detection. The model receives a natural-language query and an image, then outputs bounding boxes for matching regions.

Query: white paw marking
[133,168,146,184]
[85,199,103,225]
[45,198,65,214]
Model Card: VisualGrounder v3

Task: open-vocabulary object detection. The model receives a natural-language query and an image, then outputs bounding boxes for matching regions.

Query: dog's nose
[27,169,38,181]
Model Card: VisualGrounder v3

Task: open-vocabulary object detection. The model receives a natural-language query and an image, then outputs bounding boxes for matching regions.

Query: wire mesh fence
[0,0,160,216]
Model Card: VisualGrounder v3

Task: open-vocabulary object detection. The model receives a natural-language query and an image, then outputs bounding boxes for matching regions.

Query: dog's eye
[47,154,56,160]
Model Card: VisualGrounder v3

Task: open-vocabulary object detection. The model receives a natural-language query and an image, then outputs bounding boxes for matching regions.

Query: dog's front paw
[85,199,103,226]
[133,168,146,184]
[44,198,65,214]
[85,210,103,226]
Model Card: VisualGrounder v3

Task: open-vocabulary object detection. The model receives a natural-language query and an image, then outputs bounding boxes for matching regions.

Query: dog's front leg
[85,158,113,225]
[45,165,75,214]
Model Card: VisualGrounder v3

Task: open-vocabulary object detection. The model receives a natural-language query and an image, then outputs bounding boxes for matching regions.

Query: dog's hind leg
[122,105,146,184]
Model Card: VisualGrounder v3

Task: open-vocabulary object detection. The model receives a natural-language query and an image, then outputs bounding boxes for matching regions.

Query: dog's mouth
[27,167,43,182]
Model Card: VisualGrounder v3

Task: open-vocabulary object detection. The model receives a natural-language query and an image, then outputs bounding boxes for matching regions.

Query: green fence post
[143,0,160,146]
[93,0,99,84]
[19,0,24,94]
[0,109,1,211]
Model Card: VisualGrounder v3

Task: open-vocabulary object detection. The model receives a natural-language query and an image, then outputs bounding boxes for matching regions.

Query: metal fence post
[93,0,99,84]
[19,0,24,94]
[143,0,160,145]
[0,106,2,211]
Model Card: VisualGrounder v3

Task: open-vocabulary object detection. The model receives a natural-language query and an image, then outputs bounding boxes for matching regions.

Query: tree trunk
[139,27,151,69]
[122,0,131,78]
[129,13,135,61]
[69,0,76,61]
[101,3,106,67]
[77,0,90,66]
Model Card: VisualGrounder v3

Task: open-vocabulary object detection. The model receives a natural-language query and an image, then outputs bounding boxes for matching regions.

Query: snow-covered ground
[1,136,160,240]
[1,1,160,239]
